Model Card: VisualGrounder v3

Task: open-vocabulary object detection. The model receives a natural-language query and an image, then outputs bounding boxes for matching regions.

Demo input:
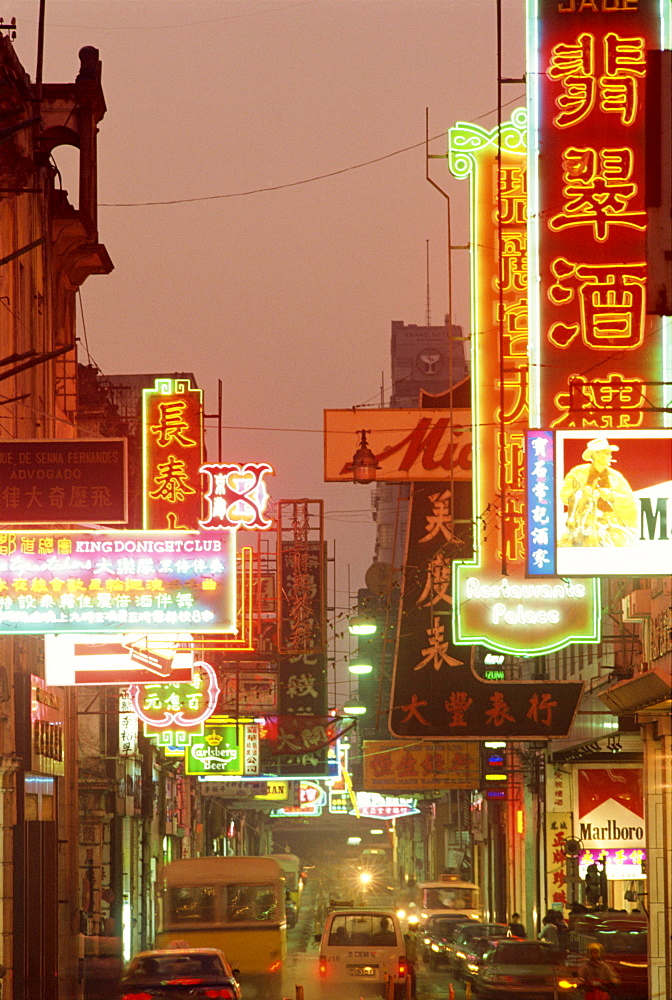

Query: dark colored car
[565,915,648,1000]
[119,947,242,1000]
[471,939,578,1000]
[449,923,510,977]
[420,916,476,968]
[460,935,511,984]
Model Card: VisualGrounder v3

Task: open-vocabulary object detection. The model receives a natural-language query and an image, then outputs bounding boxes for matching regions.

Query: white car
[316,908,409,997]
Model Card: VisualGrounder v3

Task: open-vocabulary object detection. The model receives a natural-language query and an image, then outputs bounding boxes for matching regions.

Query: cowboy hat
[582,438,619,461]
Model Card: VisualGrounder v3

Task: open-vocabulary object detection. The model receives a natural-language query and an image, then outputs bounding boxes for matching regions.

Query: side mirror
[314,933,322,944]
[232,969,241,979]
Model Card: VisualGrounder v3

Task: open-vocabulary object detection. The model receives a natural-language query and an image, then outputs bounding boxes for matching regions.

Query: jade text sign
[0,530,236,633]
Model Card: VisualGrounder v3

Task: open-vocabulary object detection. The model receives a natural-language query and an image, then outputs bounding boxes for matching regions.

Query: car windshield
[424,887,478,909]
[490,943,553,966]
[127,953,225,979]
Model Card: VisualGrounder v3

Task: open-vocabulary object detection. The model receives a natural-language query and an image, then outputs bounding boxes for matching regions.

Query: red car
[566,915,648,1000]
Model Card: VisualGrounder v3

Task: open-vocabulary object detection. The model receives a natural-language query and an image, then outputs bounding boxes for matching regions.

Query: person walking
[578,942,620,1000]
[508,913,526,938]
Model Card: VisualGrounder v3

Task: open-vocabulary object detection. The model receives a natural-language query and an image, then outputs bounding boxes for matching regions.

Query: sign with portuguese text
[0,438,127,524]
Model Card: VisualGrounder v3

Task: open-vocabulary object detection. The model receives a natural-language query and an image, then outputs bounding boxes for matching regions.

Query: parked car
[118,947,241,1000]
[420,915,477,967]
[565,914,648,1000]
[315,907,408,997]
[471,939,578,1000]
[449,922,510,977]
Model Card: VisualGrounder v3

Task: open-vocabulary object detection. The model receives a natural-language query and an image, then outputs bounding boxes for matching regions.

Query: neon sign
[527,0,669,429]
[143,378,203,530]
[129,659,220,744]
[447,111,599,654]
[199,463,273,530]
[0,529,236,634]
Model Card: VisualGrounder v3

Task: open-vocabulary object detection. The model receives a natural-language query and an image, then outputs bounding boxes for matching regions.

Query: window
[226,884,277,922]
[170,886,216,923]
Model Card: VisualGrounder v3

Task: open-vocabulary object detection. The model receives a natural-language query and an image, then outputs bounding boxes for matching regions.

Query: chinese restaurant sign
[448,111,599,654]
[528,0,669,429]
[389,471,584,739]
[0,530,236,634]
[0,439,127,524]
[276,500,328,777]
[352,792,419,820]
[324,408,472,482]
[363,740,480,793]
[529,429,672,576]
[143,378,203,530]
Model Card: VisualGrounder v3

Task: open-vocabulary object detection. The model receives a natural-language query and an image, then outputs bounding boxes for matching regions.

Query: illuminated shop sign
[28,675,64,776]
[526,431,556,575]
[0,438,127,524]
[128,659,220,745]
[0,530,236,634]
[389,474,584,739]
[270,780,326,818]
[199,463,274,530]
[527,0,668,431]
[220,666,278,715]
[44,632,195,686]
[448,111,599,655]
[183,721,259,776]
[363,741,480,793]
[324,408,472,482]
[554,430,672,576]
[352,792,418,819]
[143,378,203,530]
[185,723,241,775]
[578,847,646,881]
[578,766,645,848]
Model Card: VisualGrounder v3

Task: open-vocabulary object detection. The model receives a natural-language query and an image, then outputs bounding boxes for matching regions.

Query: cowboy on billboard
[559,438,638,548]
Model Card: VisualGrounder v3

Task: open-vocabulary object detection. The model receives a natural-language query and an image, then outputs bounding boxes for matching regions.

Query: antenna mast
[425,239,431,326]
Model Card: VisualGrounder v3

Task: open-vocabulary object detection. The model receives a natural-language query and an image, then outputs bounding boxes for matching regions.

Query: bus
[265,853,303,910]
[155,856,287,984]
[416,874,482,924]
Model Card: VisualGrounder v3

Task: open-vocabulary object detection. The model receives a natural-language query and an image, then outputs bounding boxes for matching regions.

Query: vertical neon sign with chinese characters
[526,430,556,575]
[449,112,599,654]
[143,378,204,530]
[527,0,669,431]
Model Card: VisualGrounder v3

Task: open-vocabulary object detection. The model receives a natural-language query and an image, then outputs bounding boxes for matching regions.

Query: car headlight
[397,909,406,920]
[408,915,419,925]
[455,951,466,960]
[557,981,579,991]
[431,944,440,953]
[467,963,479,974]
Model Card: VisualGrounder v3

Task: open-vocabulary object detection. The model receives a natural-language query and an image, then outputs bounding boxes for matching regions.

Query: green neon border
[448,110,601,657]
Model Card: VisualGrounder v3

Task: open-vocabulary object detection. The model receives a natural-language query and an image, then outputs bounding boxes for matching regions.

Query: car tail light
[319,956,327,977]
[198,990,237,999]
[398,956,407,979]
[121,994,154,1000]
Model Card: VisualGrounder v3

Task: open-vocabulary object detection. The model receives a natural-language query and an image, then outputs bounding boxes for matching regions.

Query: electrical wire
[98,94,524,208]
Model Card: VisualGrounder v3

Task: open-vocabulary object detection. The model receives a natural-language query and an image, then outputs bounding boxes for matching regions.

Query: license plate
[349,967,376,977]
